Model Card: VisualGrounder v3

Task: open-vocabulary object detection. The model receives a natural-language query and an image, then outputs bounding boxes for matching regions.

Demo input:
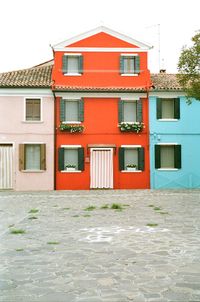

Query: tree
[177,31,200,102]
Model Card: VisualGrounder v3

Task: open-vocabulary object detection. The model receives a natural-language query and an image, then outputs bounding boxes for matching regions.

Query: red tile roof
[0,62,182,91]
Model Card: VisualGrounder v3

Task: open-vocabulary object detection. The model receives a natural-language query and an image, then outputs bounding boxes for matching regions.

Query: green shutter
[79,56,83,74]
[120,56,124,74]
[119,147,125,171]
[174,145,181,169]
[62,55,68,74]
[40,144,46,170]
[136,99,143,122]
[138,147,145,171]
[135,56,140,74]
[58,148,65,171]
[155,145,161,169]
[156,98,162,119]
[78,98,84,122]
[174,98,180,119]
[118,99,124,123]
[78,148,84,171]
[60,98,65,122]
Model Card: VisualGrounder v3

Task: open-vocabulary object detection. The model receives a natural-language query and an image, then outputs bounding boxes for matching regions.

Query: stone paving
[0,189,200,302]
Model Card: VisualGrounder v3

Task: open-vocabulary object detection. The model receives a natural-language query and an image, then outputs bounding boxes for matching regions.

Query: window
[58,146,84,171]
[19,144,46,171]
[120,55,140,75]
[118,99,142,123]
[155,144,181,169]
[62,54,83,75]
[119,146,145,171]
[25,99,41,121]
[60,99,84,123]
[157,98,180,120]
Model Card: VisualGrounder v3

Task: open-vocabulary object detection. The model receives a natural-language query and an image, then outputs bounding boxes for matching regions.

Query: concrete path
[0,190,200,302]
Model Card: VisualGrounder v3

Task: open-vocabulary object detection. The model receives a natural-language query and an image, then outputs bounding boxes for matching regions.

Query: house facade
[149,73,200,189]
[0,64,54,190]
[52,27,152,190]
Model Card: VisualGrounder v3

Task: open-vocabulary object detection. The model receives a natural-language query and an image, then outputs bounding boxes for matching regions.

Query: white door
[90,148,113,189]
[0,145,13,189]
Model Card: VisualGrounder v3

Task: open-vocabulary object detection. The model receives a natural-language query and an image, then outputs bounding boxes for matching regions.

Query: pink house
[0,63,54,190]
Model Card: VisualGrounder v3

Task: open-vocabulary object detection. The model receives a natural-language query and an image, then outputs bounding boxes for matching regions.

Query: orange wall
[56,97,150,190]
[53,51,150,88]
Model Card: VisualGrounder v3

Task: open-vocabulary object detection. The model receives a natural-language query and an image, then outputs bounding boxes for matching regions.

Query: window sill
[64,73,82,76]
[22,121,43,123]
[121,73,139,77]
[158,119,179,122]
[21,170,45,173]
[157,168,179,171]
[61,170,82,173]
[122,170,142,173]
[61,121,81,124]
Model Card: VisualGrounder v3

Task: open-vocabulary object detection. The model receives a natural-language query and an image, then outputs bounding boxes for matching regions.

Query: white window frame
[121,145,142,173]
[61,145,82,173]
[121,54,139,76]
[23,97,43,123]
[63,53,82,76]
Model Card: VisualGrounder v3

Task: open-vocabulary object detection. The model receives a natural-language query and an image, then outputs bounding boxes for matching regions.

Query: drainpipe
[53,89,57,191]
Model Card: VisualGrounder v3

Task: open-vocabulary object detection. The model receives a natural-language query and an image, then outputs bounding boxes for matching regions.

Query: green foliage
[177,31,200,102]
[29,208,39,214]
[10,229,26,234]
[59,123,84,133]
[84,206,96,211]
[111,203,123,210]
[118,122,144,133]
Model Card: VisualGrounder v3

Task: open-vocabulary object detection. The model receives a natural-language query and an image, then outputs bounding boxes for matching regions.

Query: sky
[0,0,199,73]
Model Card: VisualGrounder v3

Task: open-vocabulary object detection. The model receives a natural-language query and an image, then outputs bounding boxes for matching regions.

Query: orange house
[52,27,152,190]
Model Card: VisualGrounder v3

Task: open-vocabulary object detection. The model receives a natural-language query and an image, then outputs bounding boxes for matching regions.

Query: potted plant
[118,122,144,133]
[59,123,84,133]
[126,164,137,171]
[65,164,76,171]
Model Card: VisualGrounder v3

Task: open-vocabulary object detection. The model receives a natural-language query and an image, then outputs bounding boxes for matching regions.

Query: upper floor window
[118,99,142,123]
[62,54,83,75]
[155,144,181,169]
[60,99,84,123]
[25,98,41,121]
[120,54,140,75]
[157,98,180,120]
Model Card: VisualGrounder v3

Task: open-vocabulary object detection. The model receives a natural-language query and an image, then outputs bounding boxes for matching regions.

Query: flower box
[66,167,76,171]
[127,167,136,171]
[118,122,144,133]
[59,124,84,133]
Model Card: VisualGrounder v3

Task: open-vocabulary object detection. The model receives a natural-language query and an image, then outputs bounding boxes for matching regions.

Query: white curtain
[124,58,134,73]
[64,149,78,170]
[25,145,40,170]
[125,149,138,169]
[124,101,137,122]
[67,57,79,73]
[161,146,174,168]
[65,101,79,121]
[162,100,174,118]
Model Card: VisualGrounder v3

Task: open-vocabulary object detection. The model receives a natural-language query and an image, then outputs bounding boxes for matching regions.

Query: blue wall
[150,95,200,189]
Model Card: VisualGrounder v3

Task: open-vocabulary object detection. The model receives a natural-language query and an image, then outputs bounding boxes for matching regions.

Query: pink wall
[0,92,54,191]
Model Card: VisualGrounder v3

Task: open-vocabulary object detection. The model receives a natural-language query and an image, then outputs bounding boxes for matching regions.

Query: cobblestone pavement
[0,189,200,302]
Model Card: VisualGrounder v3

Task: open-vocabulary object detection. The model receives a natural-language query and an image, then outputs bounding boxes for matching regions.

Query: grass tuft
[62,207,70,210]
[111,203,123,210]
[84,206,96,211]
[83,214,91,217]
[154,207,162,211]
[146,223,158,227]
[10,229,26,235]
[28,216,38,220]
[47,241,60,245]
[100,204,109,209]
[16,248,24,252]
[29,208,39,214]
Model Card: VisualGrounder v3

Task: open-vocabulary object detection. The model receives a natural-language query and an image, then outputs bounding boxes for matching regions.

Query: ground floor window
[155,144,181,169]
[58,146,84,171]
[119,146,145,171]
[19,144,46,171]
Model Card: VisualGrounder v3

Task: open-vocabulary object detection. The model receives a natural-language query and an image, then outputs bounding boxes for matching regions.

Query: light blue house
[150,73,200,189]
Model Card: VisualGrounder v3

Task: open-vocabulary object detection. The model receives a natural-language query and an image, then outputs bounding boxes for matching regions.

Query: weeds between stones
[146,223,158,227]
[10,229,26,234]
[84,206,96,211]
[29,208,39,214]
[28,216,38,220]
[16,248,24,252]
[111,203,123,210]
[47,241,60,245]
[100,204,109,209]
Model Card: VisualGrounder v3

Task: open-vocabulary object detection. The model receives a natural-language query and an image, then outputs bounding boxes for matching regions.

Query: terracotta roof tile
[0,62,182,91]
[0,65,53,88]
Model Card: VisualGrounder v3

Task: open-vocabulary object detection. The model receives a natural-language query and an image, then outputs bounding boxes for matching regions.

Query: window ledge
[64,73,82,76]
[22,121,43,124]
[158,119,179,122]
[61,170,82,173]
[21,170,45,173]
[121,73,139,77]
[61,121,81,124]
[157,168,179,171]
[122,170,142,173]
